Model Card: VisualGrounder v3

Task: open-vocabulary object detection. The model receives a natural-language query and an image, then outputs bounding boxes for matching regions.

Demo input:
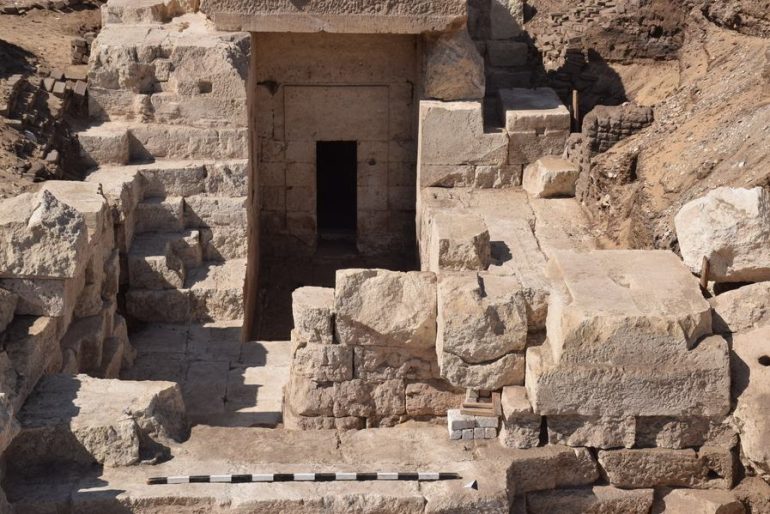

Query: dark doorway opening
[317,141,357,241]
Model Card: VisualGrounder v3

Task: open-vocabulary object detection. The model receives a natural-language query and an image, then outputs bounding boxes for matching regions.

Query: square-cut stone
[499,88,571,133]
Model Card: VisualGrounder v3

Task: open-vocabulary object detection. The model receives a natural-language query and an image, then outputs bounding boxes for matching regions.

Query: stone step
[5,374,188,477]
[127,231,202,290]
[135,196,185,233]
[126,259,246,323]
[136,159,248,198]
[77,123,130,167]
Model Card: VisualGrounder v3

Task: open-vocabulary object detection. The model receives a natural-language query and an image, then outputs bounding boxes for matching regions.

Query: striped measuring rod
[147,472,461,485]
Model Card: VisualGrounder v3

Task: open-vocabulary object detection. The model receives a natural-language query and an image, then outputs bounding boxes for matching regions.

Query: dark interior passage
[317,141,357,238]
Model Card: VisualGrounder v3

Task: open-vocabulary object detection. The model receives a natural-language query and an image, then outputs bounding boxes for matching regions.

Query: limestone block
[506,446,599,494]
[0,190,89,279]
[731,325,770,481]
[660,489,745,514]
[41,182,110,246]
[184,195,247,228]
[675,187,770,282]
[205,160,248,196]
[335,269,437,350]
[404,380,463,417]
[499,88,571,133]
[126,289,191,323]
[61,303,112,372]
[138,162,207,197]
[419,164,476,188]
[507,130,569,166]
[499,386,540,449]
[200,0,467,34]
[353,346,438,381]
[0,393,19,455]
[74,283,104,319]
[200,226,247,260]
[439,351,525,390]
[429,211,491,272]
[598,447,735,489]
[0,271,85,321]
[2,317,60,411]
[7,374,187,471]
[126,123,248,160]
[78,124,130,166]
[527,486,654,514]
[635,417,738,450]
[423,27,485,101]
[490,0,524,39]
[548,416,636,449]
[527,250,729,417]
[292,344,353,383]
[523,157,580,199]
[128,252,185,291]
[0,288,17,333]
[102,0,197,25]
[285,375,334,417]
[135,197,185,233]
[291,286,334,345]
[418,101,508,167]
[710,282,770,334]
[526,335,730,418]
[437,273,526,363]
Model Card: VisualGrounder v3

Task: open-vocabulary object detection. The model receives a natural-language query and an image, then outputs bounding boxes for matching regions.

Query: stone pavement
[121,321,290,427]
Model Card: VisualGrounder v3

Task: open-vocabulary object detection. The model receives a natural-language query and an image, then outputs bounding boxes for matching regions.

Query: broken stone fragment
[404,380,463,417]
[506,445,599,494]
[731,325,770,482]
[523,157,580,199]
[597,447,735,489]
[334,269,437,350]
[428,211,491,272]
[437,272,527,364]
[7,374,188,473]
[439,350,525,390]
[423,27,485,101]
[499,386,541,449]
[675,187,770,282]
[291,286,334,345]
[0,190,89,279]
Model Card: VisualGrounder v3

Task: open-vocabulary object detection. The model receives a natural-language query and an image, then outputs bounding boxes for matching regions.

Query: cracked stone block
[547,416,636,449]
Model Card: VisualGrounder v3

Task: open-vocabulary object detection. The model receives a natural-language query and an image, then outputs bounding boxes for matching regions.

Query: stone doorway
[316,140,357,242]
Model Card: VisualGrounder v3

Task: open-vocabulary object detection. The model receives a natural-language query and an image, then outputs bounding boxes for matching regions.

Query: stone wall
[253,33,421,256]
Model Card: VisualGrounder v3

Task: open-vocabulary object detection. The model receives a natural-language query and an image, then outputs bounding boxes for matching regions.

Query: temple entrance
[316,141,357,241]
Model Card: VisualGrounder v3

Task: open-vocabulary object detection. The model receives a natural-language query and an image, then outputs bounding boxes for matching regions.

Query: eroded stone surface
[424,27,485,101]
[292,286,334,345]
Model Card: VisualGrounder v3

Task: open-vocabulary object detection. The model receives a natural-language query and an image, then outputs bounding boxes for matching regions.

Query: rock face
[335,269,437,350]
[731,325,770,482]
[675,187,770,282]
[527,250,730,417]
[424,27,485,101]
[7,374,188,473]
[0,190,89,279]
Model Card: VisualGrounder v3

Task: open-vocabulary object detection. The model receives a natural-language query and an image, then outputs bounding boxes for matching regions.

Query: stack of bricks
[447,409,498,440]
[70,33,96,65]
[40,68,88,103]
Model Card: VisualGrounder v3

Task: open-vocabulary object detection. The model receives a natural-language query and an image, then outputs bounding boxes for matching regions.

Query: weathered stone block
[506,446,599,494]
[353,346,438,381]
[675,187,770,282]
[0,190,89,279]
[285,375,334,418]
[598,447,735,489]
[405,380,463,417]
[527,486,654,514]
[635,417,737,450]
[660,488,745,514]
[135,197,185,233]
[292,286,334,345]
[7,374,187,472]
[523,157,580,199]
[335,269,437,350]
[710,282,770,333]
[490,0,524,39]
[548,416,636,449]
[499,88,571,133]
[428,211,491,272]
[78,124,130,166]
[499,386,541,449]
[0,288,17,333]
[440,351,525,390]
[424,27,484,101]
[437,273,526,363]
[292,344,353,383]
